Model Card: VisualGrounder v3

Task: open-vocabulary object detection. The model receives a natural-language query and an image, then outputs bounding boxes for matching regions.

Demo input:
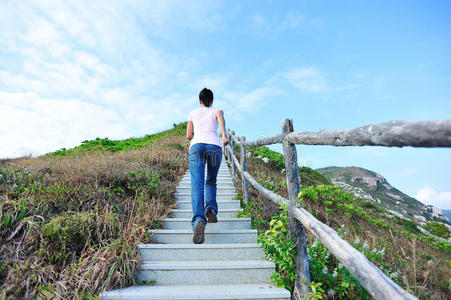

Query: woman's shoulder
[212,106,223,113]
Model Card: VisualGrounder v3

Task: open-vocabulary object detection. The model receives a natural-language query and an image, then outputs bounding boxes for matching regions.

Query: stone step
[149,229,256,244]
[139,243,264,261]
[171,208,242,219]
[184,169,230,173]
[179,180,235,185]
[175,190,237,196]
[177,186,236,193]
[175,194,238,201]
[136,260,275,285]
[181,175,233,182]
[184,172,230,176]
[181,176,232,181]
[176,200,241,210]
[100,284,290,300]
[183,172,231,176]
[163,218,251,230]
[178,182,235,188]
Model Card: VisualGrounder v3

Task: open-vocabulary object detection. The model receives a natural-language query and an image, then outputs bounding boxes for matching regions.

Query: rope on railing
[243,170,287,206]
[285,120,451,147]
[241,133,284,147]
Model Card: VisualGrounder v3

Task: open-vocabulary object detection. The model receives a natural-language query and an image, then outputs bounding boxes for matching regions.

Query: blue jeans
[188,143,222,229]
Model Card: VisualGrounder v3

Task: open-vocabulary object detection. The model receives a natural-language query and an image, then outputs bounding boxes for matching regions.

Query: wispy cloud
[285,67,331,93]
[277,66,360,94]
[249,11,305,36]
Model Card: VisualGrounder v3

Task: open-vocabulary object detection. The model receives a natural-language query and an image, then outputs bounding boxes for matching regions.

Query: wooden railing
[224,119,451,300]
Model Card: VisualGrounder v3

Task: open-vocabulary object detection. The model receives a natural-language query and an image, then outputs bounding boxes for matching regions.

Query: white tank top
[188,106,222,150]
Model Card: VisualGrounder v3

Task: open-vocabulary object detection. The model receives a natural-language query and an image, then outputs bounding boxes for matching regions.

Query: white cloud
[283,12,305,29]
[251,13,266,28]
[285,67,331,93]
[415,186,451,209]
[249,11,305,36]
[212,87,274,123]
[281,67,360,94]
[0,92,125,157]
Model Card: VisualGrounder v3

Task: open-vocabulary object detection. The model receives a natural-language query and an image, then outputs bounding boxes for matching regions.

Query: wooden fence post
[231,131,237,179]
[281,118,310,299]
[240,136,250,204]
[226,129,231,162]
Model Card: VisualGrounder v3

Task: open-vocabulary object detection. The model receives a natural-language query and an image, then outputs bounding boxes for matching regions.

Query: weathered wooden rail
[224,119,451,300]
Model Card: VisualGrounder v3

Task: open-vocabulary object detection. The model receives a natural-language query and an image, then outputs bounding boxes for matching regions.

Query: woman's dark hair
[199,88,214,107]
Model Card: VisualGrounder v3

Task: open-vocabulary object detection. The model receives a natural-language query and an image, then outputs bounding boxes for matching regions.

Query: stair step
[175,191,237,196]
[182,175,231,179]
[100,284,290,300]
[178,182,235,188]
[176,200,241,210]
[179,180,235,185]
[163,218,251,230]
[171,208,242,219]
[184,173,230,177]
[177,186,236,193]
[175,194,238,201]
[139,243,264,261]
[181,176,234,180]
[136,260,275,285]
[149,229,256,244]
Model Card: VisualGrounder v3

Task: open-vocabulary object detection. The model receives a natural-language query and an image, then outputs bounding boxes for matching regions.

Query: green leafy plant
[258,204,296,291]
[249,146,285,170]
[306,281,325,300]
[126,170,160,192]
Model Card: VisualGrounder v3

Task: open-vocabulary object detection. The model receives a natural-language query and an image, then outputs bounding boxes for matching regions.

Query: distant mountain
[443,210,451,222]
[317,166,449,224]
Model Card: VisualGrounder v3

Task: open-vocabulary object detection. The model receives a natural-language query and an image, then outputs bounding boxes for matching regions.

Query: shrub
[258,205,296,291]
[424,222,450,239]
[40,211,120,266]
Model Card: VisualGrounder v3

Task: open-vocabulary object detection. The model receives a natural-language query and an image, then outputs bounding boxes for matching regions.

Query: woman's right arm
[216,110,228,146]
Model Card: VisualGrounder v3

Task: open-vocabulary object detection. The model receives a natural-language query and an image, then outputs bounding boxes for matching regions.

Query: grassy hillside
[234,146,450,299]
[0,122,189,299]
[318,166,449,223]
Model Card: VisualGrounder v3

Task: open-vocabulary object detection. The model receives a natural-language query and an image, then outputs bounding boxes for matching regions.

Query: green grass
[49,122,187,155]
[423,221,450,239]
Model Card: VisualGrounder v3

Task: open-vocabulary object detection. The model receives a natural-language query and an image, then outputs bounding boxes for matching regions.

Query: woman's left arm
[186,121,194,140]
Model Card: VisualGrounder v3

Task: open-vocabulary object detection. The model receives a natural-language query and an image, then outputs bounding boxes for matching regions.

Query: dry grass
[0,132,190,299]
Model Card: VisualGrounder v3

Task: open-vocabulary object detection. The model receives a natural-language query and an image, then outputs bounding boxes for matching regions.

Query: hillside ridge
[317,166,449,224]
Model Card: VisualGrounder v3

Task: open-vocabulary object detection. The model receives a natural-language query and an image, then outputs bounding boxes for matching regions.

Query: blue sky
[0,0,450,209]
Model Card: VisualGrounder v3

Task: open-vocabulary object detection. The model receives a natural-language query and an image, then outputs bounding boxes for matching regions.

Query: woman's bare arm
[186,121,194,140]
[216,110,228,146]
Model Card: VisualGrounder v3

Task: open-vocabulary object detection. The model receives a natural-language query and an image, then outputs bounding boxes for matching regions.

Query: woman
[186,88,228,244]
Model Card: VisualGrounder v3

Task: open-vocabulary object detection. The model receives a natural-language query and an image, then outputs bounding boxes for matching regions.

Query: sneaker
[206,207,217,223]
[193,221,206,244]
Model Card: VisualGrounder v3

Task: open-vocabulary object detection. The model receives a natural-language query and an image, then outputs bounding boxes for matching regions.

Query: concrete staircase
[100,155,290,299]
